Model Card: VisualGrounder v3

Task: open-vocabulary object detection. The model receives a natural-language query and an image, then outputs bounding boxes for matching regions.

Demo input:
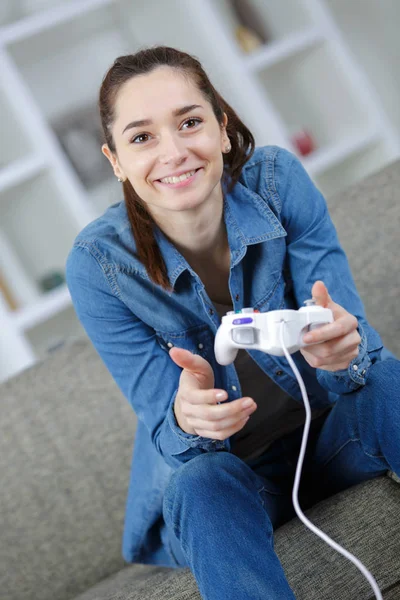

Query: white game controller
[214,300,334,365]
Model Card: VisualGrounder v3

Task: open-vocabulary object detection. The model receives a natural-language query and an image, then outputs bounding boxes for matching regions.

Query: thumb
[169,347,201,370]
[311,280,332,308]
[169,347,214,388]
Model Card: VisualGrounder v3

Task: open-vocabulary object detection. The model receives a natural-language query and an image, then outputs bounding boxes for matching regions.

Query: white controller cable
[278,321,383,600]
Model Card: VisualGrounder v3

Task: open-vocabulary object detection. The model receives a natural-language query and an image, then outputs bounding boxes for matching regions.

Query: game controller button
[232,328,255,344]
[235,310,242,314]
[232,317,253,325]
[242,307,254,313]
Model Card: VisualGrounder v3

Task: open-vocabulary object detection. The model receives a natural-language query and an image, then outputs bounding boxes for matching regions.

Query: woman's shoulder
[243,145,296,171]
[237,145,299,210]
[66,199,145,275]
[73,200,130,245]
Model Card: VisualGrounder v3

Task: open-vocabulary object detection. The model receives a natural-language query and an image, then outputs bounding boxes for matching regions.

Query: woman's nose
[158,134,188,164]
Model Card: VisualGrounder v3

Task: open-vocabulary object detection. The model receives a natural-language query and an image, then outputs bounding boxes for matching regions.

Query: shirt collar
[150,174,287,292]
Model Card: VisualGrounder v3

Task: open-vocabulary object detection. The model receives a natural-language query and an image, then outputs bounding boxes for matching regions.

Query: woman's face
[102,66,230,220]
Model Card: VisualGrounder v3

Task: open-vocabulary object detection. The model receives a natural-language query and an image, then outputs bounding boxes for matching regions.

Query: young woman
[66,46,400,599]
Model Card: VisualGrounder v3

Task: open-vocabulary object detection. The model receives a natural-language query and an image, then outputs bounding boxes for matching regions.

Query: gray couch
[1,160,400,600]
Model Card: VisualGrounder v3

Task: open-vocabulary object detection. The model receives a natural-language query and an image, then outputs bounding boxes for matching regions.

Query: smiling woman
[65,44,400,600]
[99,48,254,290]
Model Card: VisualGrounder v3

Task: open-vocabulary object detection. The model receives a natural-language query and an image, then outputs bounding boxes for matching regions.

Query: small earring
[117,177,122,182]
[224,144,231,153]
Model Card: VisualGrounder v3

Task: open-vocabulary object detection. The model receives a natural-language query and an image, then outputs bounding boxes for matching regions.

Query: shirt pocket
[253,271,286,313]
[155,323,214,362]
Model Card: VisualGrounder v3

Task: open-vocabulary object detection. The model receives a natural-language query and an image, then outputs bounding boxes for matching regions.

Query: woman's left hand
[300,281,361,372]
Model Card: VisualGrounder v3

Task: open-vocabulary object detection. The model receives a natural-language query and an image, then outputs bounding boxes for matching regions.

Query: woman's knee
[364,357,400,400]
[163,451,257,520]
[165,452,245,499]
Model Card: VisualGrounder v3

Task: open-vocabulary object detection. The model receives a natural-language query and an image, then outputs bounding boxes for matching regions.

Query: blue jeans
[162,358,400,599]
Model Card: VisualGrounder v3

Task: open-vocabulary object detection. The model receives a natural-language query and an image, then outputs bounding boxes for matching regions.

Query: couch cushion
[73,564,200,600]
[0,339,137,600]
[275,475,400,599]
[326,159,400,357]
[72,476,400,600]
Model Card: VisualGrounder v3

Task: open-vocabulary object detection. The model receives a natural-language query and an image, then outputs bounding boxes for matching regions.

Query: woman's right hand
[169,347,257,440]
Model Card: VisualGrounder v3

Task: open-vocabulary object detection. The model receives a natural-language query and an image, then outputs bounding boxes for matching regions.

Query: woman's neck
[152,189,228,268]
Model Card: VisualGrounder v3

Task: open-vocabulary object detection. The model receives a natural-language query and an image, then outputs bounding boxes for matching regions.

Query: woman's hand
[169,347,256,439]
[300,280,361,372]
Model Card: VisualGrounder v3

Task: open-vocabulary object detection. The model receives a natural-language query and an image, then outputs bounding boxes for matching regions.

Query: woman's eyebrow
[122,104,204,134]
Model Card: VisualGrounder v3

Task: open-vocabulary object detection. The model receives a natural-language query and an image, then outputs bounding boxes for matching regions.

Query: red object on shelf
[291,130,316,157]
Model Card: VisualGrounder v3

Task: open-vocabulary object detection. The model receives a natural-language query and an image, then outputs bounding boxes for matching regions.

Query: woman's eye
[182,117,202,129]
[130,118,202,144]
[131,133,150,144]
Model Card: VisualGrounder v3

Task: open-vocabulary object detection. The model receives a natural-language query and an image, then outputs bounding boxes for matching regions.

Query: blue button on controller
[232,317,253,325]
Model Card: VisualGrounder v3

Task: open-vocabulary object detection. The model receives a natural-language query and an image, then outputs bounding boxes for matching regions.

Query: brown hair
[98,46,255,290]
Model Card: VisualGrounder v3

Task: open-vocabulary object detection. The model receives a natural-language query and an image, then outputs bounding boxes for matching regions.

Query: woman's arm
[275,148,385,394]
[65,244,222,468]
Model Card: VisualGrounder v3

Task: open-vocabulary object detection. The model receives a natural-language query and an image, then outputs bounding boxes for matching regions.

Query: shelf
[325,0,400,142]
[213,0,314,52]
[314,139,395,199]
[7,0,132,122]
[0,0,113,45]
[12,283,72,331]
[244,28,324,72]
[302,129,380,177]
[0,84,37,166]
[0,154,48,194]
[0,170,79,307]
[258,41,373,152]
[24,303,86,361]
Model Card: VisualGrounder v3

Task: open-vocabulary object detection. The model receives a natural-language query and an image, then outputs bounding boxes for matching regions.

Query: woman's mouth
[156,168,203,189]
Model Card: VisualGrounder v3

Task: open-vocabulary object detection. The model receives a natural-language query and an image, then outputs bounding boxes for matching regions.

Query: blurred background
[0,0,399,383]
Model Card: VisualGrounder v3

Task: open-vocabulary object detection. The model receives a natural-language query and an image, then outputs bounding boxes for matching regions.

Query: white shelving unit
[0,0,399,383]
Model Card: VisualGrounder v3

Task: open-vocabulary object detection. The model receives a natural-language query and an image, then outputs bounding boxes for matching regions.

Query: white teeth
[160,170,196,184]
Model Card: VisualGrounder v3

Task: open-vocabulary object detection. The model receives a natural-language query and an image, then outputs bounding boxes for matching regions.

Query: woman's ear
[102,144,125,180]
[220,113,230,150]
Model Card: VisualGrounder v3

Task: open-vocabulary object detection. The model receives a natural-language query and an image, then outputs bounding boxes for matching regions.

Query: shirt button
[198,343,204,349]
[361,369,366,375]
[167,342,174,348]
[352,364,358,371]
[231,385,237,391]
[276,370,283,376]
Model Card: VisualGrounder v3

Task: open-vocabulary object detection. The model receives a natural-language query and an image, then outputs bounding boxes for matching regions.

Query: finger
[194,415,251,441]
[183,392,255,416]
[182,388,229,406]
[304,314,358,344]
[188,406,256,433]
[303,330,361,359]
[188,396,256,421]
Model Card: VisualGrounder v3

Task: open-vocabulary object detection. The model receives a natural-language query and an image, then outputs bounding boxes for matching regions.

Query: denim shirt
[66,145,390,566]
